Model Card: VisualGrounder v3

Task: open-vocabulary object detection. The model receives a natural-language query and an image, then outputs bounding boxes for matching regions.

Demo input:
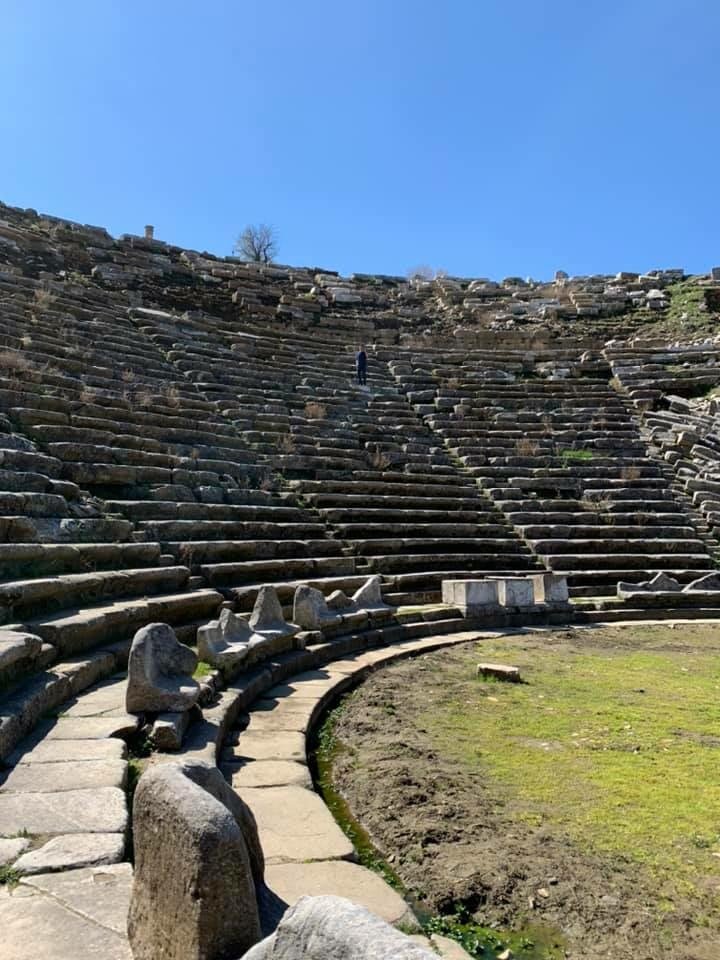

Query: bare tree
[234,223,278,263]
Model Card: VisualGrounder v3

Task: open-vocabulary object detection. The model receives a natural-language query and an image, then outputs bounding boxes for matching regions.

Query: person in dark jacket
[356,346,368,385]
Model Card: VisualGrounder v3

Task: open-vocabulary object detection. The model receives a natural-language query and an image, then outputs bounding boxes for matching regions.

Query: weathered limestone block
[128,760,263,960]
[496,577,535,608]
[249,586,299,641]
[244,895,435,960]
[197,608,259,676]
[126,623,199,715]
[477,663,521,682]
[293,585,342,631]
[152,711,191,751]
[352,575,393,612]
[531,573,570,605]
[442,579,499,614]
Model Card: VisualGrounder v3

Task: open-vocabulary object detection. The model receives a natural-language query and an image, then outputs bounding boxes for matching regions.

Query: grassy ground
[422,625,720,915]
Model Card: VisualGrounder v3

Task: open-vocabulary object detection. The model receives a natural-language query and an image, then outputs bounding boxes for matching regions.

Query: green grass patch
[559,448,593,461]
[193,660,214,680]
[0,865,22,889]
[425,910,564,960]
[421,626,720,907]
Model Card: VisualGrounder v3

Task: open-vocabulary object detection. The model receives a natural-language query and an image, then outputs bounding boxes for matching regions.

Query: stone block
[442,579,498,614]
[476,663,521,683]
[128,760,262,960]
[531,573,569,604]
[152,710,191,751]
[495,577,535,607]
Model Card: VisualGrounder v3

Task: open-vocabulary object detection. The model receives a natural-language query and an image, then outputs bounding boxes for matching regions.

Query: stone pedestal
[441,579,499,614]
[495,577,535,608]
[531,573,569,605]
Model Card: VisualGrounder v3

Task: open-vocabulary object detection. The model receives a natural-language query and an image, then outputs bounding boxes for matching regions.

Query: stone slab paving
[0,758,127,793]
[226,758,313,789]
[43,714,138,740]
[10,737,127,765]
[14,833,126,875]
[265,860,414,926]
[0,785,127,835]
[0,627,522,958]
[243,785,356,863]
[0,672,131,960]
[234,728,307,762]
[1,864,133,960]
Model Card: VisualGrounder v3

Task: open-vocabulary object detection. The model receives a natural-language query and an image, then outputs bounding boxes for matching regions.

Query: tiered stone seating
[127,313,540,607]
[607,342,720,555]
[388,347,715,596]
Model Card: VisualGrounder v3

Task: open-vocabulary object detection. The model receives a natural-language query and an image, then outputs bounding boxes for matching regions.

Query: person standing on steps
[356,345,368,385]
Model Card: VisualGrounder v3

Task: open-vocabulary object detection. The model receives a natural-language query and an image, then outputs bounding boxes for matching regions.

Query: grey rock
[128,760,262,960]
[292,586,341,631]
[197,608,257,676]
[14,832,125,874]
[243,895,436,960]
[126,623,199,714]
[351,575,393,612]
[249,587,299,641]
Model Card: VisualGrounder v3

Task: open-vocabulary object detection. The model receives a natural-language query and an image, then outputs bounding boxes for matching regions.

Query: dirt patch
[327,626,720,960]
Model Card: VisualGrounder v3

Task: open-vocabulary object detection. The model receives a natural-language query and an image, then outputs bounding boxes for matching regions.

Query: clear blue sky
[2,1,718,279]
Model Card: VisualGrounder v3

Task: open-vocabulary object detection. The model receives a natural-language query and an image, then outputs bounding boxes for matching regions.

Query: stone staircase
[387,346,717,597]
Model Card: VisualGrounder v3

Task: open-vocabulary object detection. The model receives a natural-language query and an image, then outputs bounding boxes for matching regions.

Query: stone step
[529,538,707,555]
[0,566,190,624]
[518,524,699,539]
[349,538,530,556]
[332,522,513,538]
[24,587,222,658]
[200,555,357,587]
[135,519,329,541]
[359,553,536,574]
[105,499,307,522]
[162,538,344,565]
[317,507,490,524]
[545,554,711,572]
[0,648,134,762]
[0,541,162,578]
